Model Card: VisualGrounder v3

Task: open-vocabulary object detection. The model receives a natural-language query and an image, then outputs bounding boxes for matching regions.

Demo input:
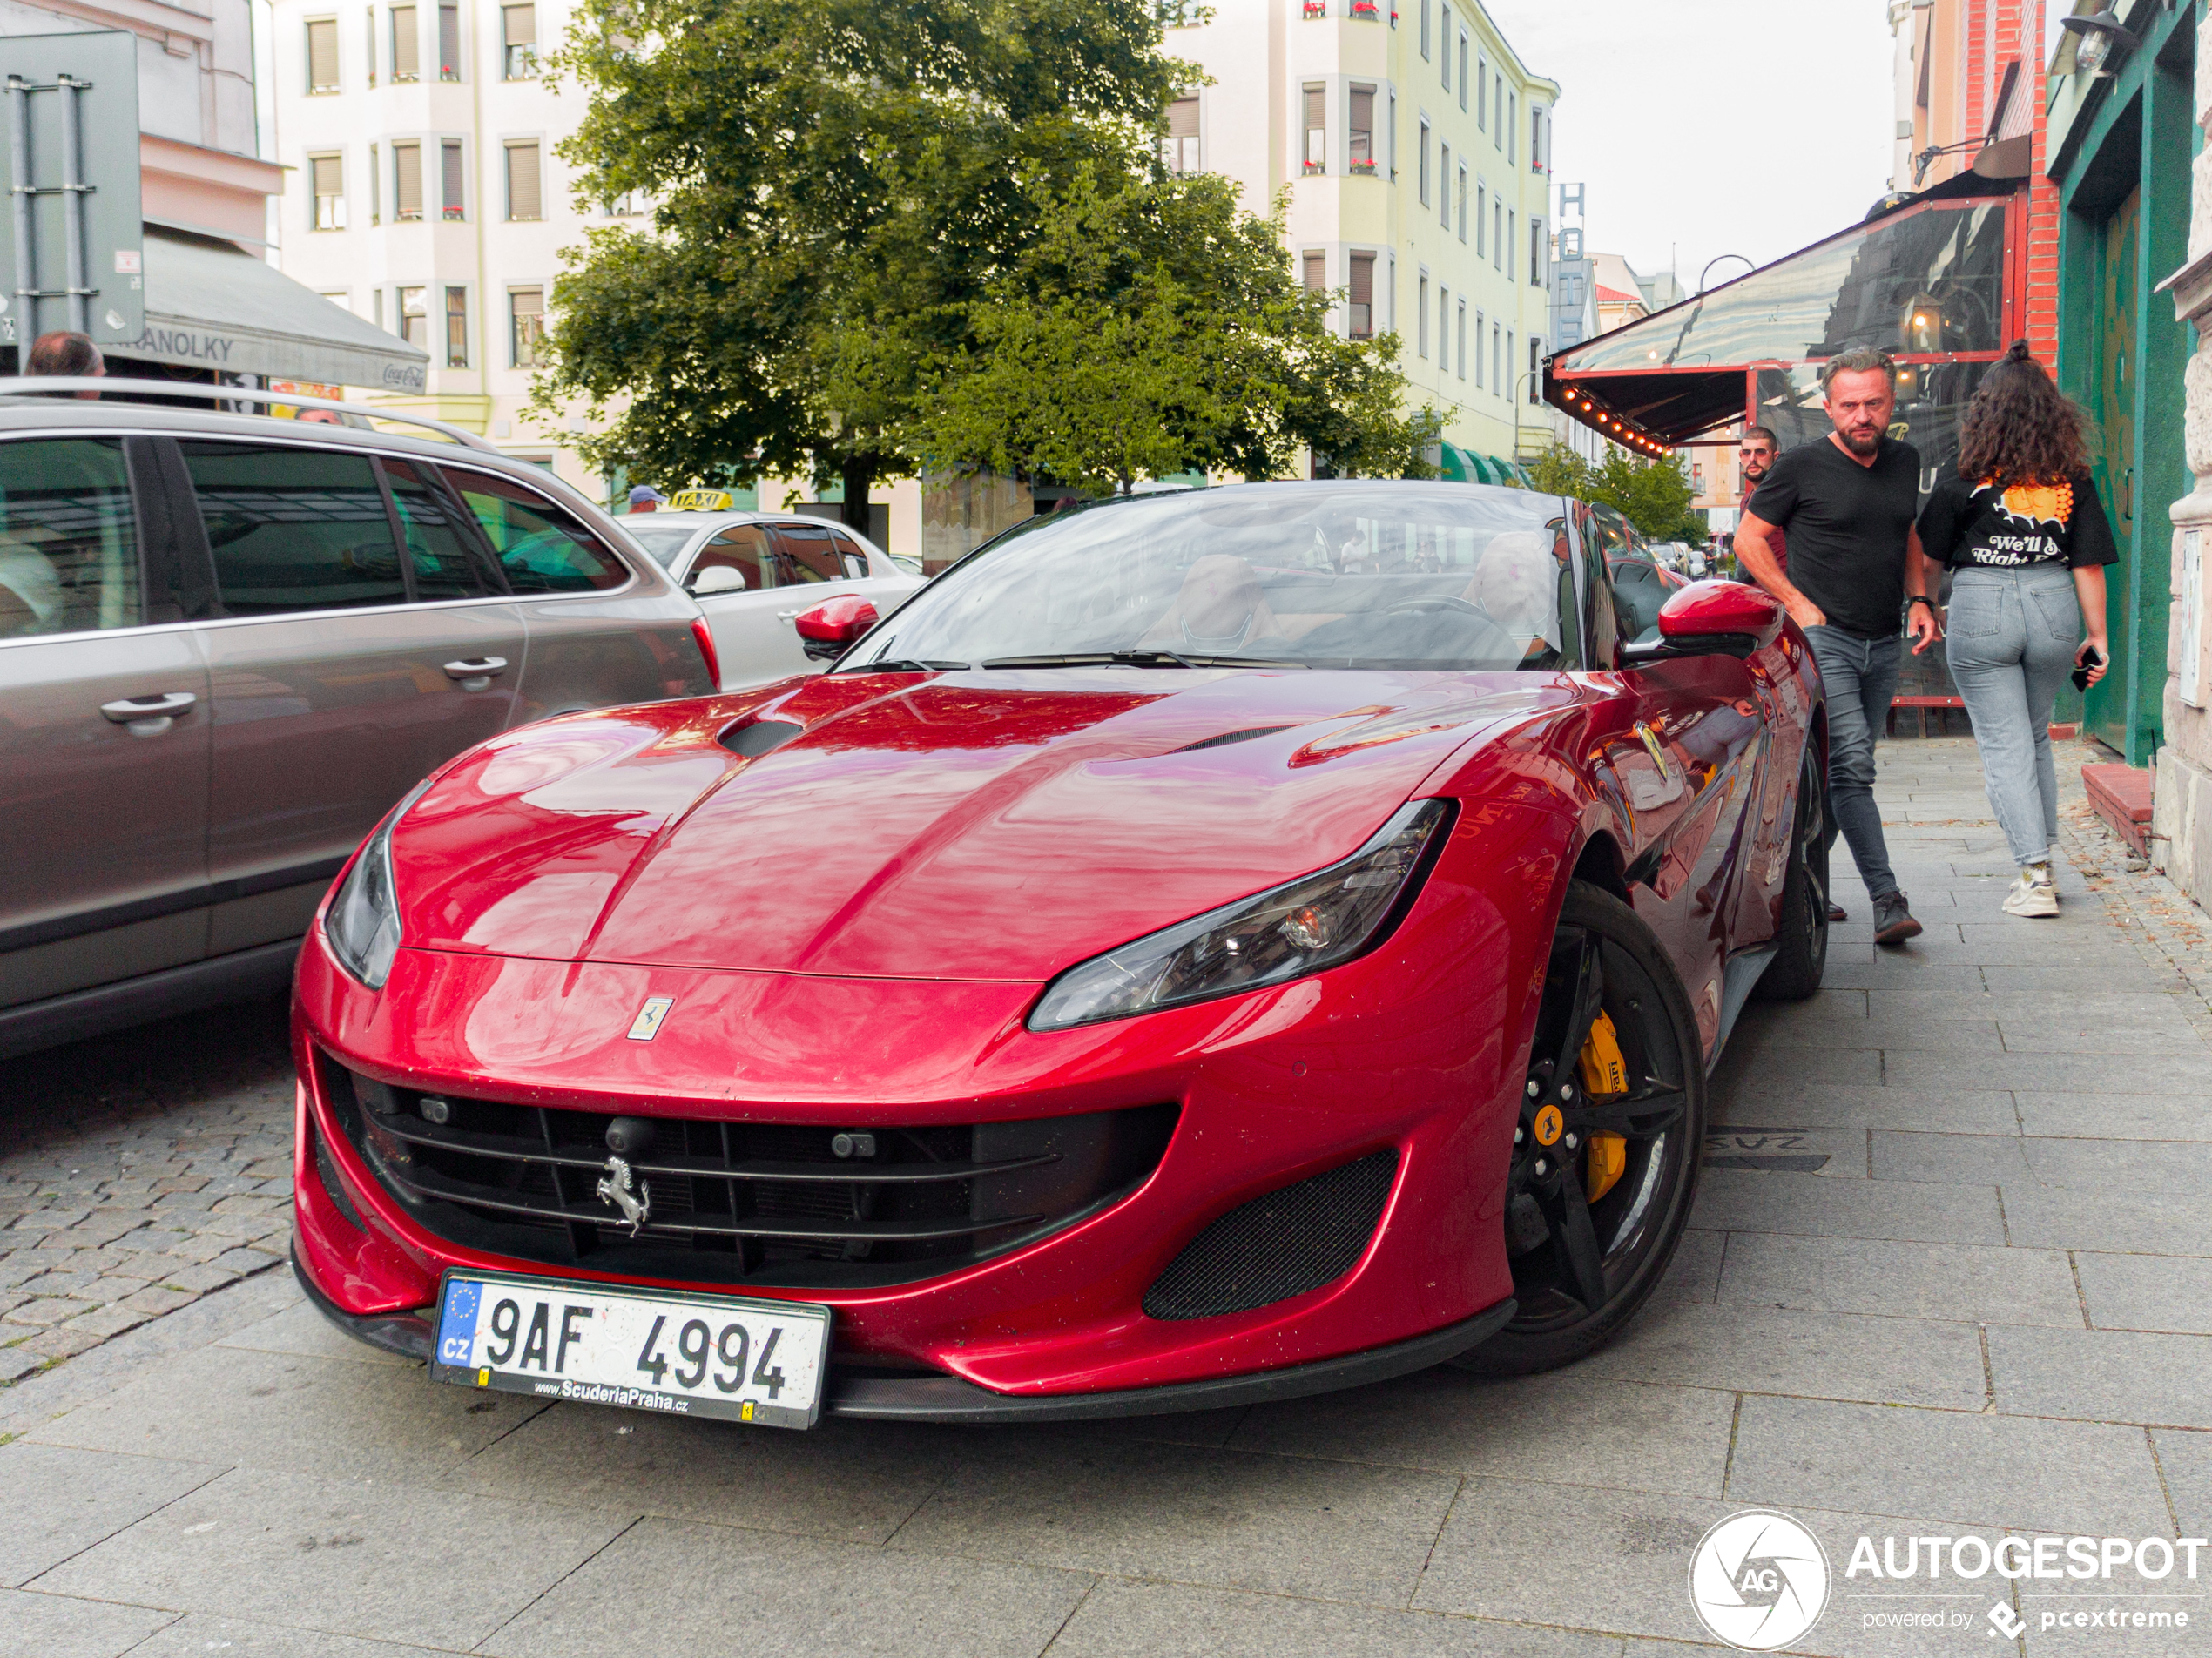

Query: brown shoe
[1826,903,1847,923]
[1872,891,1922,946]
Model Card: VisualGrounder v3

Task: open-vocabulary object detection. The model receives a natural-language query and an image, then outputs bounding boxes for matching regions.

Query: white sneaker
[2003,865,2059,918]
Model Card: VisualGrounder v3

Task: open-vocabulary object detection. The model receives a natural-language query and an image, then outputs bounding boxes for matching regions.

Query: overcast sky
[1484,0,1901,294]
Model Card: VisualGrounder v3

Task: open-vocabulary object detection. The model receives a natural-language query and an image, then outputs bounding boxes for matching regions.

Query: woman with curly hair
[1915,340,2115,918]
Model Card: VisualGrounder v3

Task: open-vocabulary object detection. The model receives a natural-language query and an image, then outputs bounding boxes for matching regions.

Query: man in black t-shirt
[1734,348,1942,946]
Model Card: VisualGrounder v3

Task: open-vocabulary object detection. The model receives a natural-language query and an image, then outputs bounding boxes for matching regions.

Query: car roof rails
[0,378,501,452]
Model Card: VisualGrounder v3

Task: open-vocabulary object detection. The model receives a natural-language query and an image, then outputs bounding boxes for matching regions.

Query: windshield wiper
[980,650,1301,671]
[833,658,969,675]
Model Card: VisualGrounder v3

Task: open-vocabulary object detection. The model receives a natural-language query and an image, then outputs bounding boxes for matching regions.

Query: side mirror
[792,594,879,662]
[690,565,746,596]
[1619,579,1784,666]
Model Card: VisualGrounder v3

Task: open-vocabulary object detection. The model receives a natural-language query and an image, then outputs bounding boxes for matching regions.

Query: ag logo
[1688,1509,1830,1651]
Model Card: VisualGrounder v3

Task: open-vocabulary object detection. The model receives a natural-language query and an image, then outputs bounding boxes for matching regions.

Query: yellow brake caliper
[1576,1011,1630,1203]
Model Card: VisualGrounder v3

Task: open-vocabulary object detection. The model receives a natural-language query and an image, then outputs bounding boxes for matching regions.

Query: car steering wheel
[1385,595,1485,616]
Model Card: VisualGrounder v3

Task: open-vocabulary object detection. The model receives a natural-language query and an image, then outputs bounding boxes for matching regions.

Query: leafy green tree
[1524,441,1706,542]
[529,0,1185,525]
[916,172,1435,489]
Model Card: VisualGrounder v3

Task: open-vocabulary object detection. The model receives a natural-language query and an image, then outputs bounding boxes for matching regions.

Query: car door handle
[442,657,509,680]
[100,691,197,723]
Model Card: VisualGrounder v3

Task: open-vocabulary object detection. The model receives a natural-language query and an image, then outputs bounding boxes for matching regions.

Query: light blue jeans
[1943,564,2080,867]
[1805,626,1903,901]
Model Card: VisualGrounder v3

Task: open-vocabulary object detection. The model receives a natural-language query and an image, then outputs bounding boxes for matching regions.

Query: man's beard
[1840,427,1880,456]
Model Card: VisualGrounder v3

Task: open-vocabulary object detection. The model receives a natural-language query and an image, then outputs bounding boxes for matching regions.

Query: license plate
[429,1270,832,1429]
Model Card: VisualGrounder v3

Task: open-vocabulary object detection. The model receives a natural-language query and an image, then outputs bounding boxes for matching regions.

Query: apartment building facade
[1164,0,1558,474]
[269,0,622,493]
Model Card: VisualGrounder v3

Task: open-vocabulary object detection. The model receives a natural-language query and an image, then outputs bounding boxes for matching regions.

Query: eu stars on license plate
[430,1270,833,1429]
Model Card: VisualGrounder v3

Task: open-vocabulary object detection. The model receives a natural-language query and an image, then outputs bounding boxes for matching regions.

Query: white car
[618,510,922,690]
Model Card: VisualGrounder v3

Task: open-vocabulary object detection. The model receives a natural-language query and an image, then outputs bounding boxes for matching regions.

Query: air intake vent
[1143,1149,1399,1321]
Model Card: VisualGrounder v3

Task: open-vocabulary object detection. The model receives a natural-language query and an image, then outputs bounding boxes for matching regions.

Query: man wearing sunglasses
[1734,349,1940,946]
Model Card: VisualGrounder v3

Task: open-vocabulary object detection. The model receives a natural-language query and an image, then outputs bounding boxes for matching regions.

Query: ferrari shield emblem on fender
[625,995,675,1041]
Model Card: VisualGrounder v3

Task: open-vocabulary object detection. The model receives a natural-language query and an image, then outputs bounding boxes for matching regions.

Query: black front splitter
[293,1250,1514,1424]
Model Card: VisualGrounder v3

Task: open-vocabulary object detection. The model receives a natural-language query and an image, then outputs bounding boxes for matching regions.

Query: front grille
[1143,1149,1399,1321]
[320,1054,1177,1291]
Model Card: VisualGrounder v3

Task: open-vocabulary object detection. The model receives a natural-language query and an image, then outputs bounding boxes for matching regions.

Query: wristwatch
[1907,595,1937,610]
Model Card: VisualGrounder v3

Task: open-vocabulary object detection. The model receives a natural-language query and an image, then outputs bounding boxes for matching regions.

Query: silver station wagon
[0,382,715,1057]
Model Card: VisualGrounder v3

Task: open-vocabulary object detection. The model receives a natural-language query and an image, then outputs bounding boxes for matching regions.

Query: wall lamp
[2060,10,2141,76]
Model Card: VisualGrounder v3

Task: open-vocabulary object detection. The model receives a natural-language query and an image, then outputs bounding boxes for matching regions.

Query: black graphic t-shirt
[1914,469,2118,571]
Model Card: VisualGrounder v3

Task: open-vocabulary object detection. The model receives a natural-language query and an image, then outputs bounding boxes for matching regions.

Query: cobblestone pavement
[0,996,294,1381]
[3,737,2211,1658]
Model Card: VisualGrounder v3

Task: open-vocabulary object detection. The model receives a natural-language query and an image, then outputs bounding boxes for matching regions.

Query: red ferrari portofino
[293,482,1828,1426]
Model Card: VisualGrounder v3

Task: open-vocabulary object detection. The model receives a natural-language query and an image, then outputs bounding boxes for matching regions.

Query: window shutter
[307,19,340,91]
[506,142,541,220]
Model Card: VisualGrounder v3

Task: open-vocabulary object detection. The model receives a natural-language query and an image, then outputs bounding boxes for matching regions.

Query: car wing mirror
[1617,579,1784,667]
[689,565,746,595]
[793,595,880,662]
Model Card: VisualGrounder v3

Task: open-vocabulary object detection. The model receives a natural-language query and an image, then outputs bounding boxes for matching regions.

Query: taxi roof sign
[668,488,734,512]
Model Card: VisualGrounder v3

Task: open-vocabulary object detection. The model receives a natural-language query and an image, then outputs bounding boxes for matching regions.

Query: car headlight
[1028,798,1456,1032]
[324,779,434,989]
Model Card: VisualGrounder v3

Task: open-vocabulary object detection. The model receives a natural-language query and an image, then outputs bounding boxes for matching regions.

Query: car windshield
[621,521,700,567]
[840,483,1574,673]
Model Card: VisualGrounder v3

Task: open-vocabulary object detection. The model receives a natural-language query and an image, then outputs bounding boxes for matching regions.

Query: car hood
[391,669,1574,981]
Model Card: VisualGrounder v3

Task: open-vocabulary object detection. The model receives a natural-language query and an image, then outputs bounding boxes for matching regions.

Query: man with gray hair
[1734,347,1941,946]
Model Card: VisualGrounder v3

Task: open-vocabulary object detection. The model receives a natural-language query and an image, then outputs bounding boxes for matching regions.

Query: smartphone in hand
[2072,647,2104,693]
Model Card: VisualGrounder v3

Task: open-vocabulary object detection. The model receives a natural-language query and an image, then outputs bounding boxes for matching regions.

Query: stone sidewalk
[3,737,2212,1658]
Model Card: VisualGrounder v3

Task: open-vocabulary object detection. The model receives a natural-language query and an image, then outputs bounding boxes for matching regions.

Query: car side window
[689,525,772,591]
[774,523,843,583]
[383,459,493,601]
[0,437,140,637]
[180,441,404,617]
[826,528,872,578]
[444,468,629,594]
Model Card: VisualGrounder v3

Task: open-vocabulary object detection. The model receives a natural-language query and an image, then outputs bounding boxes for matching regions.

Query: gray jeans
[1943,564,2080,866]
[1806,625,1903,901]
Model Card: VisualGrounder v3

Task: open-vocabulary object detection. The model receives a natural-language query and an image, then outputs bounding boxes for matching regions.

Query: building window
[1349,85,1374,172]
[1530,217,1543,285]
[1477,56,1486,129]
[1301,250,1325,292]
[502,3,536,78]
[1417,272,1428,357]
[510,286,544,367]
[442,138,465,220]
[1163,94,1199,174]
[1348,252,1373,339]
[307,17,341,92]
[438,0,461,79]
[1455,163,1466,239]
[1387,91,1397,177]
[391,4,418,80]
[1528,335,1542,401]
[1457,300,1467,380]
[1458,32,1467,111]
[368,141,380,222]
[1474,309,1484,386]
[1497,326,1507,396]
[1475,183,1485,255]
[445,286,469,367]
[1440,5,1450,86]
[605,191,641,216]
[1493,199,1502,266]
[1438,285,1449,373]
[1420,0,1430,58]
[1418,119,1430,206]
[1531,105,1545,172]
[1506,210,1514,274]
[1437,143,1449,226]
[1507,92,1516,162]
[505,141,541,220]
[374,287,384,328]
[400,285,428,347]
[366,6,376,85]
[1302,84,1325,173]
[310,152,346,230]
[1494,74,1503,146]
[393,140,422,220]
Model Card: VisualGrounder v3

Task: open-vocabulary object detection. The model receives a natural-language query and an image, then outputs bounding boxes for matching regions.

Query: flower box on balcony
[1351,1,1379,18]
[1349,158,1377,174]
[1301,0,1325,17]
